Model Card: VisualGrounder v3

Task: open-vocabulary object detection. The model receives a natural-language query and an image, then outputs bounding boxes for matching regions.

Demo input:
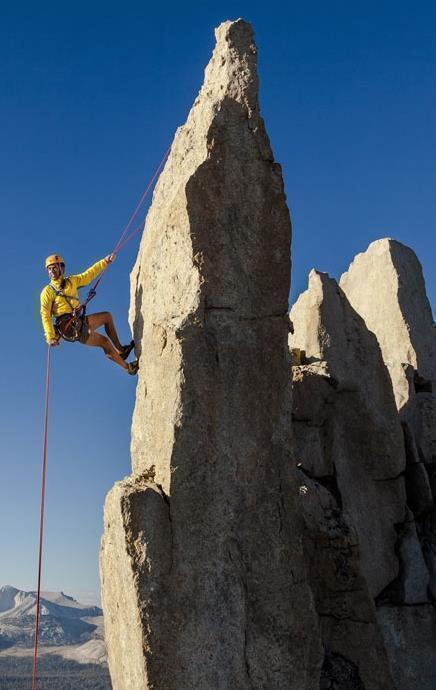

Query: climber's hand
[105,253,116,264]
[49,339,60,347]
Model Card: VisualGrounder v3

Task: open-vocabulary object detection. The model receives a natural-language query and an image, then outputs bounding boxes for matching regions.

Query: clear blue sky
[1,1,435,606]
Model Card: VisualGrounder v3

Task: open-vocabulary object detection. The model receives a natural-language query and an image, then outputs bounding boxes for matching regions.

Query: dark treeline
[0,655,112,689]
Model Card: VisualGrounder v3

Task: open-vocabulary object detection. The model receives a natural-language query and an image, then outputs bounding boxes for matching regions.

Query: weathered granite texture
[297,470,394,690]
[289,270,431,687]
[377,605,436,689]
[101,19,322,690]
[290,270,407,599]
[340,239,436,688]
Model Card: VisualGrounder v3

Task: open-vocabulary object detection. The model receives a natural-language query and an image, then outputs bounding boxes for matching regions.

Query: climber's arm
[70,258,111,288]
[40,287,57,343]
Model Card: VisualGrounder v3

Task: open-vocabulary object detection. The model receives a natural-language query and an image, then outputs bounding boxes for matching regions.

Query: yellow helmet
[45,254,64,268]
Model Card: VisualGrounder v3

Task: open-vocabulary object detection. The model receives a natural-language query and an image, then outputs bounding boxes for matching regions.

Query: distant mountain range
[0,585,103,650]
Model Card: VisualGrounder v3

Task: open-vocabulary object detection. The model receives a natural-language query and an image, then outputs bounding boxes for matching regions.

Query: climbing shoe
[126,360,139,375]
[120,340,135,361]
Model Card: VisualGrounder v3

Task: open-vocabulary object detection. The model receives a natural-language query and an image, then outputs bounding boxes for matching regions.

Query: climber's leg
[85,330,128,370]
[87,312,124,351]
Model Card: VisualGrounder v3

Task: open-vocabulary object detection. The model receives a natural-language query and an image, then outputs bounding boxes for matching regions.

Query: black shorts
[55,314,90,344]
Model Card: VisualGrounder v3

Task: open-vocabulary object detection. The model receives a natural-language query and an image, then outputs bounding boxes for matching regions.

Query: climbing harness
[55,310,89,342]
[31,145,170,690]
[47,281,86,342]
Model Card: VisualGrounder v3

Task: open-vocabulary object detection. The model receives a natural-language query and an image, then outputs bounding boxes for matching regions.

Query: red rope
[113,220,144,253]
[112,144,171,255]
[71,143,171,321]
[32,345,52,690]
[53,145,171,344]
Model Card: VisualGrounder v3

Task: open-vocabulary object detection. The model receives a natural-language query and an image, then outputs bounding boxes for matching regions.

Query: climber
[40,253,139,375]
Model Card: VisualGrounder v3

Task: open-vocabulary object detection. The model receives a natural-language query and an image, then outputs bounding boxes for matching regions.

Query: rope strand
[82,144,171,308]
[112,220,144,254]
[32,345,52,690]
[112,144,171,255]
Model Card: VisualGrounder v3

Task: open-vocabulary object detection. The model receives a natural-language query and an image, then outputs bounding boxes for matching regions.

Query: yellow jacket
[40,258,107,342]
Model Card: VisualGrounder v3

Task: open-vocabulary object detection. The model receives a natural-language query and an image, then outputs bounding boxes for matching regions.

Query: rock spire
[340,239,436,689]
[101,19,322,689]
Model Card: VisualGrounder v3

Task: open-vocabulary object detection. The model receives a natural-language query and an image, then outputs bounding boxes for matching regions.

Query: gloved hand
[48,339,60,347]
[105,253,116,264]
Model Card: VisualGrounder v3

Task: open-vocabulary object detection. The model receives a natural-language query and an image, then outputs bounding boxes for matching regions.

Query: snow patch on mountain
[0,585,104,650]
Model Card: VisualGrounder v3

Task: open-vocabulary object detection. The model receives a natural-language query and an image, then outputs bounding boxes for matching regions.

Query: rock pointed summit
[101,20,321,690]
[340,238,436,410]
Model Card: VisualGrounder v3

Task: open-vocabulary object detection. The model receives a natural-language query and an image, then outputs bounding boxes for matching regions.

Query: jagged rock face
[340,238,436,687]
[290,271,407,598]
[101,19,322,690]
[297,471,394,689]
[287,271,436,685]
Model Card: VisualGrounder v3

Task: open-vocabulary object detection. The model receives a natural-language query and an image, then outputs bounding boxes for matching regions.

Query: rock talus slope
[101,19,322,690]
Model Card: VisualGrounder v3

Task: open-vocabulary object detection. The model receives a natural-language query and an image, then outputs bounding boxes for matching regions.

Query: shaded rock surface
[101,19,322,690]
[376,605,436,689]
[297,472,394,689]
